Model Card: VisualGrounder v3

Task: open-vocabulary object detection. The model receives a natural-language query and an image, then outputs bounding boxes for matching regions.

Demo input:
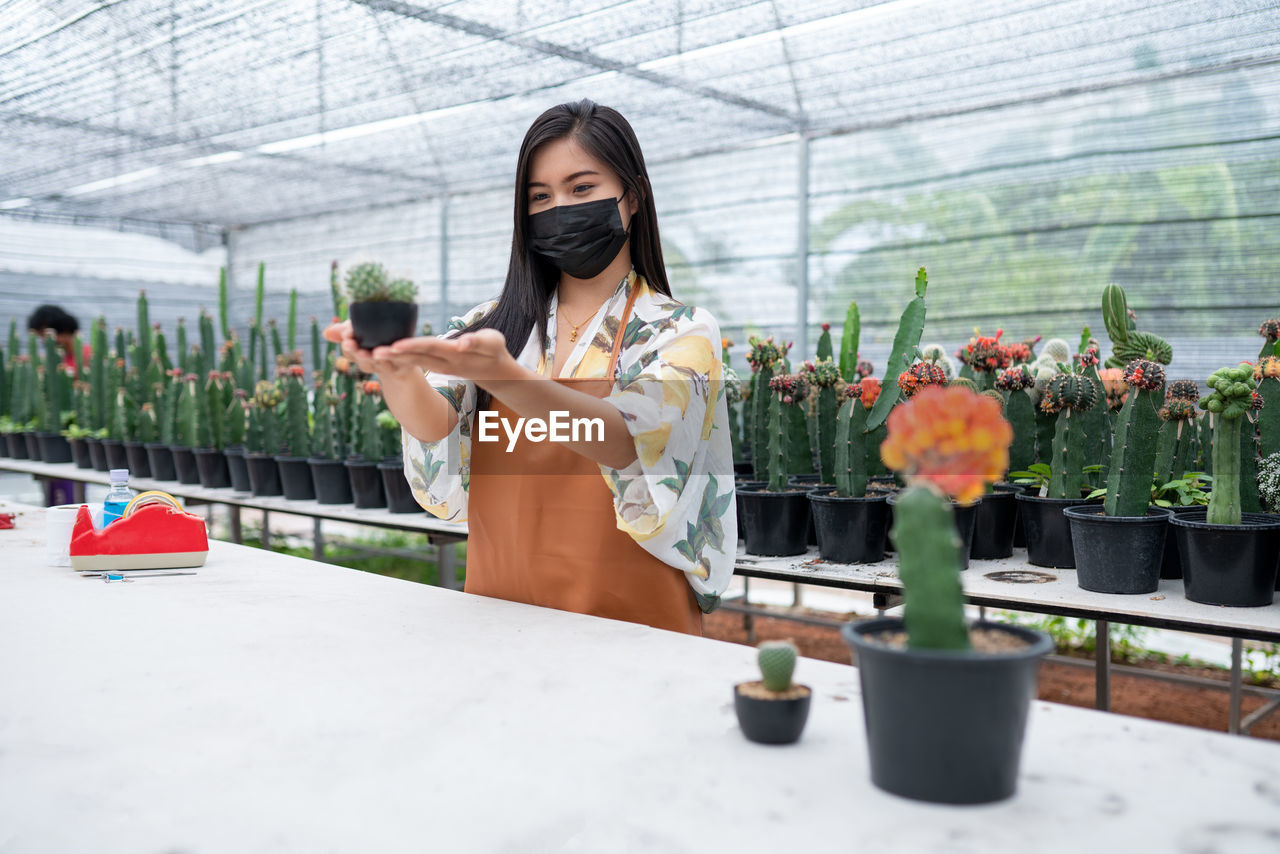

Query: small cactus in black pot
[733,640,811,745]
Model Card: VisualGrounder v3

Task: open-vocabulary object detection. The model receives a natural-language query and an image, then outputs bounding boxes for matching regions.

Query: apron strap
[605,276,642,378]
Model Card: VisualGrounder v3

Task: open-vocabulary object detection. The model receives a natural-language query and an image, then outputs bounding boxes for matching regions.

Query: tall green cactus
[354,381,385,461]
[269,319,283,364]
[1257,319,1280,361]
[310,317,322,376]
[746,336,788,481]
[218,268,231,341]
[757,641,797,692]
[282,367,311,458]
[1257,359,1280,460]
[996,367,1037,473]
[158,371,180,445]
[808,357,840,483]
[252,380,282,455]
[765,373,812,490]
[90,317,108,430]
[311,382,343,460]
[198,373,226,450]
[199,310,216,378]
[135,291,151,371]
[109,387,133,442]
[225,392,247,448]
[1043,371,1098,499]
[1154,382,1200,483]
[839,301,860,383]
[136,403,158,444]
[176,318,189,376]
[1199,365,1258,525]
[1101,283,1172,369]
[330,260,347,321]
[1077,345,1111,484]
[895,487,969,651]
[287,289,298,354]
[174,376,199,448]
[866,267,928,431]
[1104,360,1166,517]
[833,385,869,497]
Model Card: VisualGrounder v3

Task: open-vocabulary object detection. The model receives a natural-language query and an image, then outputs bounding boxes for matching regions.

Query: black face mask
[528,197,631,280]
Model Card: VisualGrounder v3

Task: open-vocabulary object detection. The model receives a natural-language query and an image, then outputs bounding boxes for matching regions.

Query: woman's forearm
[380,370,458,444]
[482,366,639,470]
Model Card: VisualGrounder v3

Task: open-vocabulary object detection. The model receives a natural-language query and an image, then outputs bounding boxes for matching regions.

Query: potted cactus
[345,380,390,508]
[1170,365,1280,606]
[377,410,421,513]
[345,262,419,350]
[193,372,232,489]
[35,331,74,463]
[102,384,133,471]
[309,376,352,504]
[245,380,284,496]
[274,365,316,500]
[737,371,814,556]
[733,640,811,745]
[842,385,1051,805]
[145,368,183,481]
[169,374,202,484]
[224,390,252,492]
[1065,358,1174,594]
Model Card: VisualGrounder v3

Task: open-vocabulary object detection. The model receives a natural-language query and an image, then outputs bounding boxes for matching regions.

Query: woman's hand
[389,329,524,388]
[322,319,426,381]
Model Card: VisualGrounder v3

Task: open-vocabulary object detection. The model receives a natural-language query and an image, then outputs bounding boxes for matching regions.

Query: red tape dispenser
[69,492,209,572]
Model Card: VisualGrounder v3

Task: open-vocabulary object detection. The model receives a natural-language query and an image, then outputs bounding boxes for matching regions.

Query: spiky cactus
[226,391,247,448]
[311,382,343,460]
[109,387,133,442]
[1041,370,1098,499]
[198,372,226,450]
[135,290,151,372]
[757,641,797,692]
[1259,452,1280,513]
[996,366,1037,472]
[866,267,927,431]
[157,370,181,445]
[136,403,158,444]
[806,357,840,483]
[354,380,385,460]
[174,375,199,448]
[1154,382,1200,484]
[765,373,810,491]
[1076,343,1112,484]
[1256,358,1280,460]
[1101,283,1172,369]
[1104,359,1166,516]
[330,260,347,320]
[199,310,216,378]
[1199,365,1259,525]
[344,262,419,303]
[251,380,283,455]
[176,318,189,376]
[895,486,969,651]
[281,366,311,457]
[90,318,108,430]
[833,383,869,497]
[746,336,788,481]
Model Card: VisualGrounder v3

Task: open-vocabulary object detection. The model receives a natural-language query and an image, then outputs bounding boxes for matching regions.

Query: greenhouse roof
[3,0,1273,229]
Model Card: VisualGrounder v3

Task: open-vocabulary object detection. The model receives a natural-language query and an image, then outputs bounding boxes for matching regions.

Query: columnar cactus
[1076,344,1112,483]
[865,267,928,431]
[806,357,840,483]
[282,365,311,458]
[1040,370,1099,499]
[226,390,247,448]
[1199,365,1259,525]
[1104,359,1166,517]
[757,641,797,692]
[311,382,344,460]
[1258,318,1280,361]
[996,366,1036,472]
[175,375,199,448]
[833,383,869,498]
[135,291,151,373]
[330,260,347,321]
[765,372,811,491]
[1154,382,1201,483]
[894,487,969,650]
[198,310,216,378]
[354,380,385,461]
[198,372,226,451]
[90,317,108,430]
[109,387,132,442]
[253,380,283,455]
[1255,357,1280,460]
[839,301,860,382]
[176,318,189,376]
[136,402,158,444]
[746,335,789,481]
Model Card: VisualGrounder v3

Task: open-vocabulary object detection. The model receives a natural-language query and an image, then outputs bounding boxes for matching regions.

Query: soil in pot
[733,682,812,745]
[971,488,1019,560]
[145,443,177,481]
[842,617,1052,804]
[808,491,889,564]
[245,453,283,496]
[379,460,423,513]
[170,446,201,484]
[1065,505,1170,594]
[310,458,353,504]
[887,493,979,570]
[276,456,316,500]
[87,438,107,471]
[36,432,72,464]
[69,437,92,469]
[193,449,231,489]
[224,447,251,492]
[349,301,418,350]
[346,459,387,508]
[1017,493,1096,568]
[1171,510,1280,607]
[738,488,811,556]
[122,441,153,479]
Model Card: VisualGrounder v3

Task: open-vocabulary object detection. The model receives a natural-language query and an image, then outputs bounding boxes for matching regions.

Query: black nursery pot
[145,443,177,482]
[101,439,129,471]
[23,431,41,460]
[1016,494,1095,568]
[887,493,979,571]
[169,446,201,485]
[1065,505,1170,595]
[842,617,1053,805]
[378,460,422,514]
[733,685,811,745]
[0,433,8,458]
[4,433,26,459]
[971,488,1019,560]
[349,301,419,350]
[123,441,153,479]
[345,459,387,509]
[275,456,316,501]
[737,488,811,556]
[193,448,230,489]
[309,458,353,505]
[1171,511,1280,607]
[86,437,107,471]
[808,492,889,564]
[733,461,755,477]
[224,447,251,492]
[245,453,283,496]
[36,431,73,464]
[68,437,93,469]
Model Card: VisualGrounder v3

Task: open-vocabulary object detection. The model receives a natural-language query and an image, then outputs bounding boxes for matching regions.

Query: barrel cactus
[757,640,798,692]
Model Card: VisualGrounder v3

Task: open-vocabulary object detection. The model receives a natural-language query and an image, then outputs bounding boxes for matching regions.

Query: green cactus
[90,318,108,430]
[1199,365,1258,525]
[1154,384,1200,484]
[282,368,311,458]
[311,382,343,460]
[109,387,133,441]
[199,310,216,378]
[765,373,811,490]
[252,380,283,455]
[269,319,283,364]
[378,409,402,458]
[757,640,797,692]
[173,376,199,448]
[833,385,869,497]
[746,336,788,481]
[176,318,189,376]
[996,367,1037,472]
[839,302,860,382]
[354,382,385,461]
[808,357,840,483]
[218,267,230,341]
[894,486,969,651]
[226,391,247,448]
[311,317,323,376]
[136,403,158,444]
[866,268,927,432]
[71,381,91,436]
[1257,359,1280,460]
[155,325,171,373]
[158,372,179,445]
[1104,360,1166,517]
[198,373,226,450]
[1240,414,1262,514]
[335,356,357,451]
[1042,371,1098,499]
[245,402,264,454]
[135,290,151,372]
[330,260,347,321]
[345,262,390,302]
[287,289,299,354]
[1101,283,1172,369]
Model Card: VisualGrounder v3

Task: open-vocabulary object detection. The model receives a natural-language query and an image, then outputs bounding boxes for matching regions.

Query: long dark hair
[462,99,670,410]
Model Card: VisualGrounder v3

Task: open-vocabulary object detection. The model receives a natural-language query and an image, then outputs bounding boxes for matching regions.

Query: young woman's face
[526,136,638,224]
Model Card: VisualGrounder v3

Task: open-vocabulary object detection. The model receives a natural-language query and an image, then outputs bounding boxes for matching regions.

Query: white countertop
[2,503,1279,853]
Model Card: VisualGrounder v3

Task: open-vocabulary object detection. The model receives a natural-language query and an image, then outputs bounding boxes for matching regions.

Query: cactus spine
[757,641,797,692]
[894,487,969,651]
[1104,360,1165,517]
[1199,365,1257,525]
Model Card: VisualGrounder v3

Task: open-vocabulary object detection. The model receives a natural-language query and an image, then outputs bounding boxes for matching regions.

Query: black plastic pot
[0,433,7,458]
[170,446,201,485]
[345,459,387,508]
[1171,511,1280,607]
[36,432,72,464]
[789,476,826,545]
[738,488,811,556]
[1017,494,1095,568]
[86,437,107,471]
[349,301,418,350]
[733,685,811,745]
[808,491,889,564]
[842,617,1053,804]
[1065,505,1171,594]
[224,447,252,492]
[378,460,422,513]
[4,433,26,459]
[1159,505,1206,580]
[193,449,231,489]
[996,483,1034,548]
[276,456,316,501]
[68,437,93,469]
[246,453,283,496]
[23,431,41,460]
[887,493,979,571]
[145,443,177,482]
[122,441,152,479]
[733,461,755,477]
[101,439,129,471]
[309,458,353,505]
[735,479,764,537]
[971,488,1019,560]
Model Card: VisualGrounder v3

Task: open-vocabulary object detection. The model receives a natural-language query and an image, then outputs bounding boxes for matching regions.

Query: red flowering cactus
[855,356,874,380]
[745,335,789,373]
[994,365,1035,391]
[1166,379,1200,401]
[856,377,882,409]
[1254,357,1280,381]
[957,328,1011,373]
[767,372,809,406]
[1259,318,1280,341]
[897,361,948,399]
[362,380,382,396]
[1075,345,1100,369]
[1122,358,1166,391]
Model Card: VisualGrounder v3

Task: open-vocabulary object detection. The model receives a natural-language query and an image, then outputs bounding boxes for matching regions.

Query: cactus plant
[281,365,311,458]
[199,310,216,378]
[1154,383,1200,484]
[833,383,869,497]
[136,402,158,444]
[838,301,860,382]
[176,318,189,376]
[378,408,402,458]
[745,335,789,481]
[764,372,810,491]
[996,366,1037,473]
[1255,357,1280,460]
[1103,359,1166,517]
[1259,452,1280,513]
[806,357,840,483]
[1040,369,1099,499]
[1198,365,1259,525]
[1076,343,1112,483]
[353,380,386,461]
[894,487,970,650]
[1101,283,1172,368]
[251,380,283,455]
[311,381,344,460]
[956,328,1010,391]
[226,390,247,448]
[896,360,947,400]
[866,267,928,431]
[174,375,199,448]
[330,259,347,321]
[197,372,227,450]
[1258,318,1280,361]
[757,641,797,692]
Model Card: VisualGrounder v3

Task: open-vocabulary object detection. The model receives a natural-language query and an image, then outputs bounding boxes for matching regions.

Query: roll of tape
[123,491,185,517]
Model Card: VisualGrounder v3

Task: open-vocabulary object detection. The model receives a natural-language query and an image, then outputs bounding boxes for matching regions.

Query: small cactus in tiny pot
[757,641,797,692]
[734,639,811,745]
[344,261,420,349]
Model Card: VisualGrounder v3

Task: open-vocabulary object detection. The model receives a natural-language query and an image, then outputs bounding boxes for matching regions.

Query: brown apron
[467,281,703,636]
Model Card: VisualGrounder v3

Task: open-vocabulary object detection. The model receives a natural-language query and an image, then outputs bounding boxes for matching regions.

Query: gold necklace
[559,303,599,343]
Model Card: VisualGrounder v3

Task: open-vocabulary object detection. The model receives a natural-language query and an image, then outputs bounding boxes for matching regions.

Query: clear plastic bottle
[102,469,135,527]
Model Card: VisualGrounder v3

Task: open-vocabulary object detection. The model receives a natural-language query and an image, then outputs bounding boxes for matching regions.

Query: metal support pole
[1096,619,1111,711]
[312,517,324,562]
[1229,637,1243,735]
[742,576,755,644]
[261,509,270,551]
[229,505,242,544]
[437,541,457,589]
[438,195,450,337]
[795,131,810,359]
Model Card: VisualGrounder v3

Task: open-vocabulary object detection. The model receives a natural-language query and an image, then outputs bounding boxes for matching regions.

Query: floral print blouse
[403,269,736,612]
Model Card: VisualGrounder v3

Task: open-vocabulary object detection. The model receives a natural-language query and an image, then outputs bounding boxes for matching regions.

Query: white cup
[45,504,85,567]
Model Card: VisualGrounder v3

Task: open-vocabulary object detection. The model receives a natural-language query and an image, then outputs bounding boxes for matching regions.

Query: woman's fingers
[323,320,351,344]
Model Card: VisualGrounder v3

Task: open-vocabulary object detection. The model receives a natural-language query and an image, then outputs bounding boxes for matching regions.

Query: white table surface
[2,503,1280,853]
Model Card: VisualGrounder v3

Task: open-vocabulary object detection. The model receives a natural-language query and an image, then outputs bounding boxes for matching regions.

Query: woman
[326,99,735,635]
